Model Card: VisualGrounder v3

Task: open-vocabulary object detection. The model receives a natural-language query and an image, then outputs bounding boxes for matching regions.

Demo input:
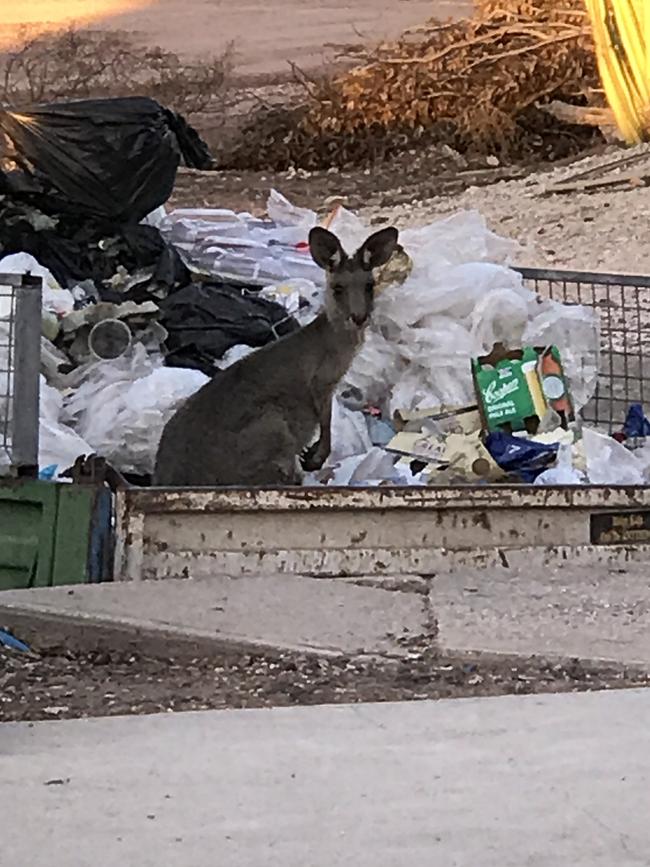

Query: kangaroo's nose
[352,313,368,327]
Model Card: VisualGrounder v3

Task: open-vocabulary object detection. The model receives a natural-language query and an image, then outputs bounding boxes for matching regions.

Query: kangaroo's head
[309,226,399,330]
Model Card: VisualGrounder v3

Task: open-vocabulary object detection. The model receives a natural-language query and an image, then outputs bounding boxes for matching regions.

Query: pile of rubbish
[224,0,600,170]
[1,95,648,488]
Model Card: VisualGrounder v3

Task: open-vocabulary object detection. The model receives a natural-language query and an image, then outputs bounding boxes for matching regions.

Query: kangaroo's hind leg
[235,414,303,487]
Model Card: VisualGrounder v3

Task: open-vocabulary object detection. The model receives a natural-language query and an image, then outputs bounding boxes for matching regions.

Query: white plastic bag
[523,302,600,412]
[0,252,74,316]
[400,210,519,269]
[468,287,532,353]
[342,330,402,408]
[329,399,372,462]
[266,189,316,230]
[377,263,529,328]
[534,442,586,485]
[582,427,644,485]
[39,378,93,477]
[63,346,208,474]
[215,344,255,369]
[316,447,398,486]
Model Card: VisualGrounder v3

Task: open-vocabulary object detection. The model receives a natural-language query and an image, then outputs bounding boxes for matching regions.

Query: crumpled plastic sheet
[39,377,94,478]
[258,278,324,326]
[304,446,425,487]
[160,191,324,287]
[0,252,75,316]
[534,441,586,485]
[581,427,647,485]
[330,398,372,462]
[63,345,208,475]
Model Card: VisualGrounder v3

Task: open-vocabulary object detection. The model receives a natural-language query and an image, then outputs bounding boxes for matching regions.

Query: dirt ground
[2,0,473,73]
[2,638,648,722]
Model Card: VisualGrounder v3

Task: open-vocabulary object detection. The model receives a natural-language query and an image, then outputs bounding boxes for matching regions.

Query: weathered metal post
[10,274,42,476]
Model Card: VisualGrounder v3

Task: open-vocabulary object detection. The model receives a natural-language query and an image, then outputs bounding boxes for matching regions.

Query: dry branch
[224,0,601,170]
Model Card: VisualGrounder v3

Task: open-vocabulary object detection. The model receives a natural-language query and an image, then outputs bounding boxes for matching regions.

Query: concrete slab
[0,574,430,657]
[3,689,650,866]
[434,563,650,666]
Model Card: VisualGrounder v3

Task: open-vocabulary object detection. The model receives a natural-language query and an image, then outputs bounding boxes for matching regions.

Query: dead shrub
[221,0,601,170]
[0,26,235,120]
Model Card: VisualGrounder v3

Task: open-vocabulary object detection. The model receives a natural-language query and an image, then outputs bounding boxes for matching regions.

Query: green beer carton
[472,345,548,434]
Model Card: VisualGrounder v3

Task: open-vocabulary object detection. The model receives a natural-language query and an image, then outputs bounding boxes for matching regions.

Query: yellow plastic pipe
[584,0,649,142]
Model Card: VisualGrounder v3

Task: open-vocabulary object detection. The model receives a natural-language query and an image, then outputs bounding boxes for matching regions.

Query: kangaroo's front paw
[300,442,327,472]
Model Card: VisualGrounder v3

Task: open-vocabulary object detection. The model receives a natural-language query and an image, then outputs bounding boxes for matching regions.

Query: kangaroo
[153,225,399,487]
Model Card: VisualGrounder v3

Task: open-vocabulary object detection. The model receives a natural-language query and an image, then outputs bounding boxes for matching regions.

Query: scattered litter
[0,628,31,653]
[63,347,208,476]
[485,432,559,483]
[0,137,634,490]
[621,403,650,445]
[442,431,506,483]
[473,343,574,435]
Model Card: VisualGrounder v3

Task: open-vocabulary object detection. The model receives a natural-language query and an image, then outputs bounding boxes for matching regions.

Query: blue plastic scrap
[623,404,650,438]
[485,432,559,483]
[0,628,31,653]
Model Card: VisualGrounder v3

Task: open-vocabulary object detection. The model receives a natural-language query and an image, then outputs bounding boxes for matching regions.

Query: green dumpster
[0,479,113,590]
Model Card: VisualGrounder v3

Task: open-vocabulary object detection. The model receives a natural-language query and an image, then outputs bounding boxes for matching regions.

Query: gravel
[361,144,650,274]
[2,640,649,722]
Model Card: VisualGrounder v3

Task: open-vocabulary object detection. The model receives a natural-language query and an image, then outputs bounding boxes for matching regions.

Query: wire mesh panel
[0,281,16,471]
[0,273,42,475]
[517,267,650,432]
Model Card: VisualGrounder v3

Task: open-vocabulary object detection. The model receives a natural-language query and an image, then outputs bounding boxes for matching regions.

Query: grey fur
[153,225,399,486]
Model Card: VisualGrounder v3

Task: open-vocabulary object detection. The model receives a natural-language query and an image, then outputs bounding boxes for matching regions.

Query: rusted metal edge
[516,265,650,286]
[119,485,650,515]
[137,545,650,582]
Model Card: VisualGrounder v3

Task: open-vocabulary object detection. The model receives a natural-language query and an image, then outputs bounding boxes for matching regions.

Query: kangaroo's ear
[309,227,345,272]
[355,227,399,271]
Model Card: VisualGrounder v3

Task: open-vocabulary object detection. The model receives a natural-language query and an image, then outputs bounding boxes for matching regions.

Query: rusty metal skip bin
[113,484,650,581]
[114,267,650,582]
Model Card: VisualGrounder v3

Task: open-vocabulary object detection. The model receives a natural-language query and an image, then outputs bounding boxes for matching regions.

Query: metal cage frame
[0,273,42,475]
[517,266,650,432]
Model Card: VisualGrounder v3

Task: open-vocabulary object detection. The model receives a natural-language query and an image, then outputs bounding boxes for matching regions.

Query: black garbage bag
[165,110,214,172]
[0,197,190,295]
[159,282,300,375]
[0,97,212,223]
